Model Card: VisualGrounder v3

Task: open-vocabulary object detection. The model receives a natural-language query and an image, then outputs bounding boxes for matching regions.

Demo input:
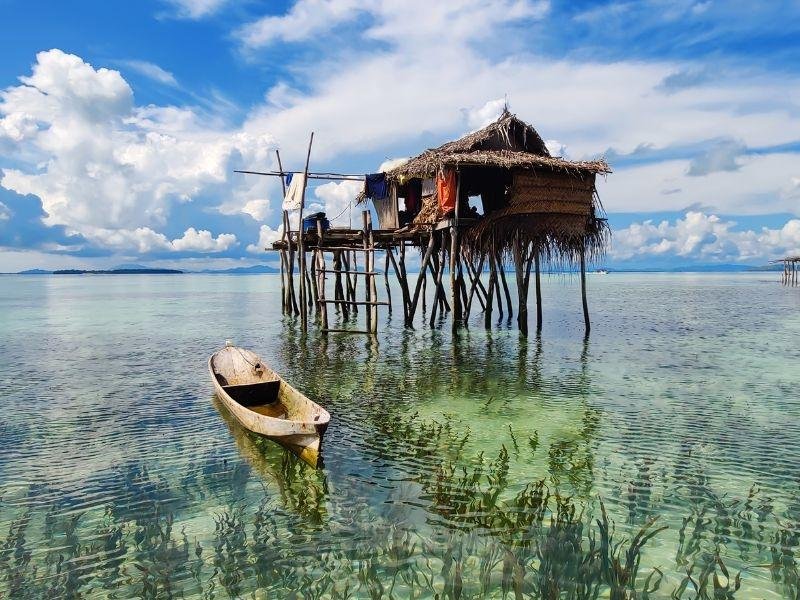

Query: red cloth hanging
[437,170,457,215]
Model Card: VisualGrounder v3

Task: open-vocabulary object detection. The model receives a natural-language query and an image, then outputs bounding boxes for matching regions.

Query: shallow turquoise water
[0,272,799,598]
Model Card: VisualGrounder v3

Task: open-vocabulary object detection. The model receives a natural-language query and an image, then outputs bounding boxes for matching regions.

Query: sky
[0,0,799,271]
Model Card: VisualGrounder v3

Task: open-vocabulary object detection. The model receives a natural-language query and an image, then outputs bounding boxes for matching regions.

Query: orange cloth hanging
[437,169,457,215]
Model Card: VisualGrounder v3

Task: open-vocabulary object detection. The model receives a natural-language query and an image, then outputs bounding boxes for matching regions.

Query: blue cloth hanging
[365,173,388,199]
[285,173,293,186]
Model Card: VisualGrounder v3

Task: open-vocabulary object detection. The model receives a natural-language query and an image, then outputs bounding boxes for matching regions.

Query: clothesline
[234,169,364,181]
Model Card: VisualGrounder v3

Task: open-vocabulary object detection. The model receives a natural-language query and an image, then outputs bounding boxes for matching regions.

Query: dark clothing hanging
[285,173,293,186]
[405,179,421,214]
[365,173,388,199]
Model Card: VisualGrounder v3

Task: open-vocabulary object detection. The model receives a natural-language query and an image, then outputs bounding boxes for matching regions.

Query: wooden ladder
[312,210,381,335]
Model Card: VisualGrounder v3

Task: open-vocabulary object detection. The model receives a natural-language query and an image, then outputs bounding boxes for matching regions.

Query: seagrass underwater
[1,272,799,598]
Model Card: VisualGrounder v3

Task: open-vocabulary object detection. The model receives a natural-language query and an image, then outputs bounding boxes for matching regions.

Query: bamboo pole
[580,247,590,334]
[298,132,314,332]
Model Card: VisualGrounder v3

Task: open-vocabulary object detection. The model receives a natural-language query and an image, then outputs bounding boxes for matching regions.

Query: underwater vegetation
[2,410,800,599]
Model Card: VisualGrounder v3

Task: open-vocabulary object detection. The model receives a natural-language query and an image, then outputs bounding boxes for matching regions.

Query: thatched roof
[386,110,610,180]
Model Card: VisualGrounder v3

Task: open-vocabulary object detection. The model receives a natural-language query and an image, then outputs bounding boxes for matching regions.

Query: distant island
[53,268,183,275]
[11,264,280,275]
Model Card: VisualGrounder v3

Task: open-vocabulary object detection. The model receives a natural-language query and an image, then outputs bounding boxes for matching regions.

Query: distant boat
[209,345,330,467]
[595,269,609,275]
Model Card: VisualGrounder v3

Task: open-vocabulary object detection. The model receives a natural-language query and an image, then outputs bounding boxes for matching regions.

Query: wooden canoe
[209,345,330,467]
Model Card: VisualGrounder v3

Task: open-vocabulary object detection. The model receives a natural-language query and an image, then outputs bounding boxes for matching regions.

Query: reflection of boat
[209,345,330,467]
[212,396,329,521]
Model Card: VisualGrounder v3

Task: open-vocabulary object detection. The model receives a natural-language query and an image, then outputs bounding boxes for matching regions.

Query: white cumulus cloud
[0,49,274,254]
[611,211,800,263]
[247,224,283,253]
[171,227,237,252]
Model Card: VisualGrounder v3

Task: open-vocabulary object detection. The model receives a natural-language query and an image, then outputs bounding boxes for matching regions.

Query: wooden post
[384,248,392,315]
[282,211,299,315]
[276,150,288,314]
[450,225,462,329]
[493,247,504,318]
[430,241,448,328]
[407,231,436,326]
[316,220,328,331]
[387,245,409,322]
[310,246,319,313]
[499,256,513,319]
[364,211,378,334]
[362,211,372,334]
[580,247,590,334]
[421,266,427,313]
[399,242,411,319]
[534,250,542,332]
[333,250,347,318]
[513,234,529,336]
[485,239,496,330]
[298,132,314,331]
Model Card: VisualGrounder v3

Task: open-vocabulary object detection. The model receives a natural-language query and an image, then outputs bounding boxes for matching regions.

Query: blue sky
[0,0,799,271]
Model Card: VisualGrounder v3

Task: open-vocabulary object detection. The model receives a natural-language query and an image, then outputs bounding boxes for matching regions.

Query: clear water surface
[0,272,798,598]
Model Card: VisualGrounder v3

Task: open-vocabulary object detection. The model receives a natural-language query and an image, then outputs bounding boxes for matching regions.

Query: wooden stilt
[399,242,411,319]
[465,255,488,315]
[297,132,314,331]
[513,234,529,336]
[498,251,513,319]
[430,241,448,328]
[450,225,462,329]
[310,248,319,314]
[485,237,496,330]
[334,251,348,318]
[316,221,328,331]
[282,211,298,315]
[275,149,294,313]
[534,250,542,332]
[384,248,392,315]
[366,212,378,334]
[421,267,427,313]
[580,247,590,334]
[387,245,409,322]
[428,253,451,313]
[408,232,436,326]
[279,248,287,313]
[493,245,503,318]
[362,212,372,334]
